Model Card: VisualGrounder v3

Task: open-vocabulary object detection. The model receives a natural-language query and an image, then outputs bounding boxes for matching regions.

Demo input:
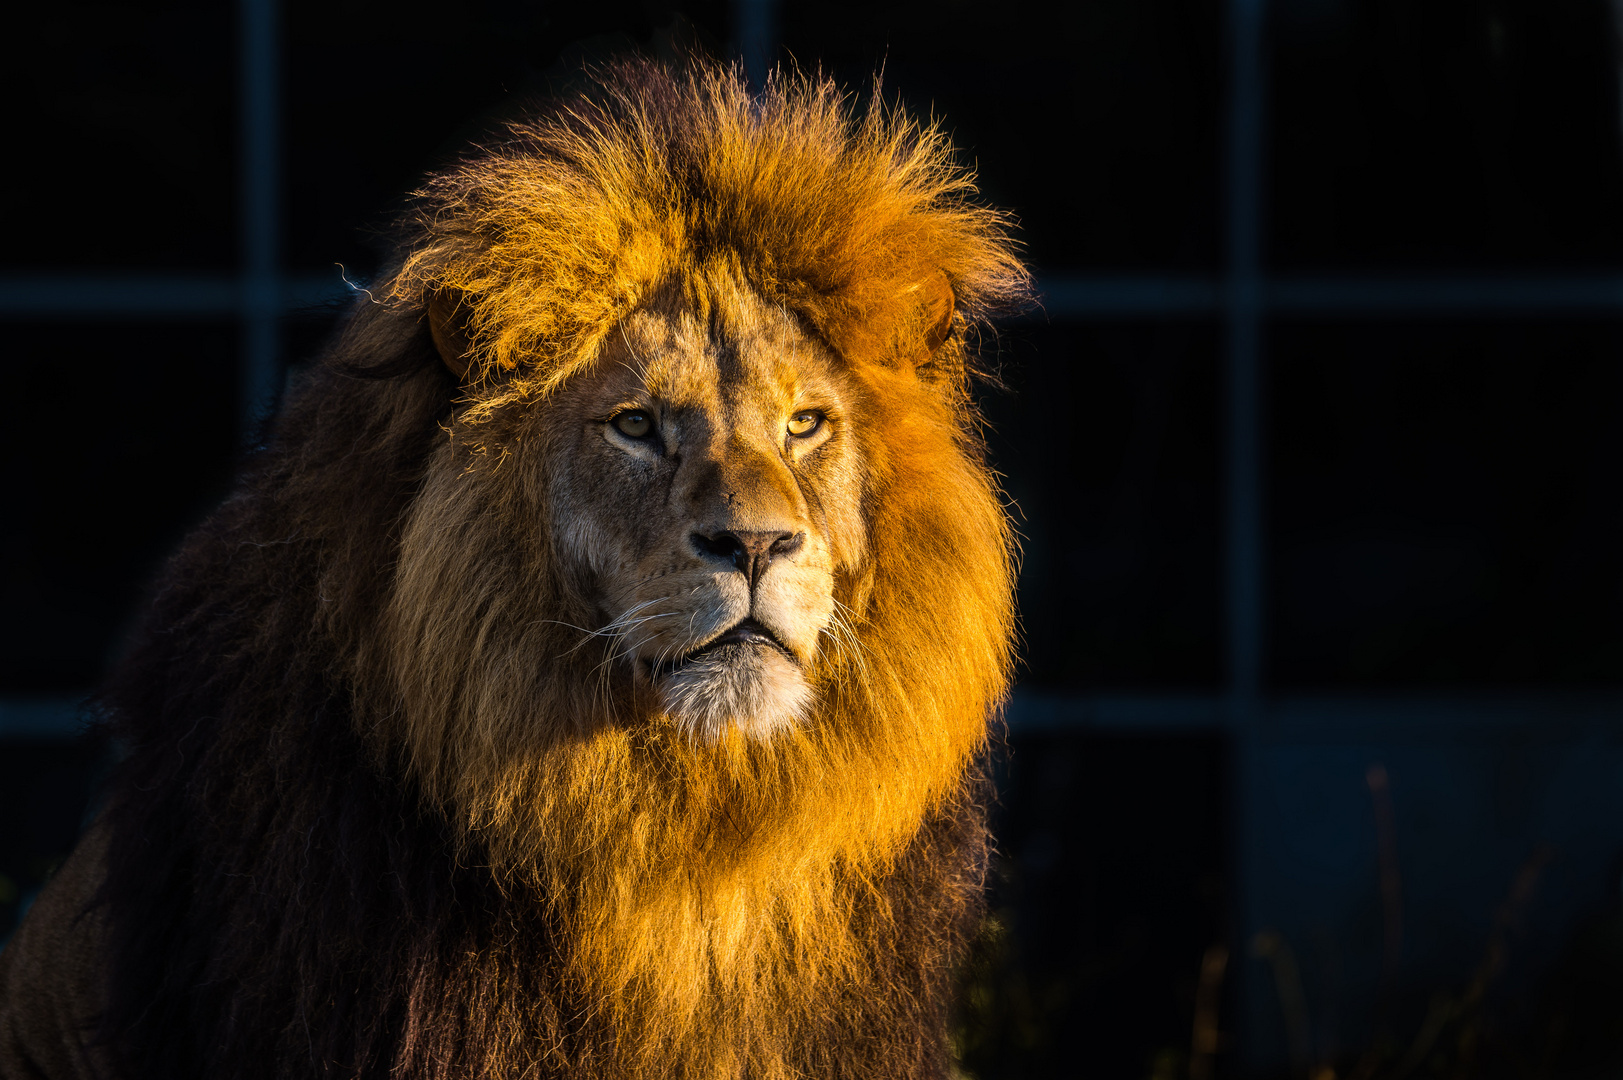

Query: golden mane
[352,60,1030,1079]
[384,58,1028,412]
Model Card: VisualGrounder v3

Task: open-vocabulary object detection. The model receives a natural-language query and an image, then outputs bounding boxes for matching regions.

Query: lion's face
[545,282,865,742]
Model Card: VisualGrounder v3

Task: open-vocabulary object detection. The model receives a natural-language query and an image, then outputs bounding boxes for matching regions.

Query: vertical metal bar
[735,0,777,90]
[1225,0,1268,1071]
[1227,0,1265,718]
[239,0,281,435]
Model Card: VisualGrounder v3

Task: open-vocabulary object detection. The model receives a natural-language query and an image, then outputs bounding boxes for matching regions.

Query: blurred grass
[952,772,1623,1080]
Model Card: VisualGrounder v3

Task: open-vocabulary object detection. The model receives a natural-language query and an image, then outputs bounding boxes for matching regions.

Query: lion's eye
[612,411,654,439]
[786,411,822,438]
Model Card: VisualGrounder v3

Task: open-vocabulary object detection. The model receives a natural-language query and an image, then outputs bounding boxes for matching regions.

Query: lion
[0,59,1029,1079]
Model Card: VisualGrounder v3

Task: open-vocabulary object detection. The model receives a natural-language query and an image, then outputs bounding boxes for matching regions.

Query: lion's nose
[691,529,805,587]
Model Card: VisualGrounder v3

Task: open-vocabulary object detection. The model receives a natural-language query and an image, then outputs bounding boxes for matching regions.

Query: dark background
[5,1,1623,1076]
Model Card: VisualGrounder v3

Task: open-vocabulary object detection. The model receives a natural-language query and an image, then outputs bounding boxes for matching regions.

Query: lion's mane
[95,61,1028,1079]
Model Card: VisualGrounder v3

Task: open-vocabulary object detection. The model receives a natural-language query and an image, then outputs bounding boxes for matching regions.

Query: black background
[5,1,1623,1076]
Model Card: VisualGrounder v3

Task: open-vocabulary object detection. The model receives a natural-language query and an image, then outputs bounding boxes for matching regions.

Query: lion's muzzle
[689,529,806,588]
[653,617,797,678]
[637,527,829,743]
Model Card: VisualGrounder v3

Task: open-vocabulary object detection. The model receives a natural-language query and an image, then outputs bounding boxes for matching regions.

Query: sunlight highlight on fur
[385,59,1027,414]
[658,645,812,742]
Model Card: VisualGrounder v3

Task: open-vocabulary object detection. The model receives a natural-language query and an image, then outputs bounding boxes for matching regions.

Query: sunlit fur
[658,645,812,743]
[384,59,1027,407]
[92,58,1029,1080]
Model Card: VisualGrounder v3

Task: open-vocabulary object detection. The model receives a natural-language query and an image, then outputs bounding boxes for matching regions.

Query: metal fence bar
[0,278,244,318]
[239,0,282,431]
[0,275,349,320]
[11,690,1618,740]
[1225,1,1268,1070]
[1006,691,1623,736]
[1034,276,1225,316]
[1035,275,1623,318]
[0,698,93,739]
[1008,694,1228,731]
[1226,0,1266,718]
[21,273,1623,322]
[735,0,777,89]
[1268,275,1623,314]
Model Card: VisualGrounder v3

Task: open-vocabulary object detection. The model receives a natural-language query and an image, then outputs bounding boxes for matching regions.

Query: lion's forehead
[617,294,842,424]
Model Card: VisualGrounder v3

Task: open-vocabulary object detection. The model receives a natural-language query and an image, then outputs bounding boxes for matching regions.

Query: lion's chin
[657,643,812,743]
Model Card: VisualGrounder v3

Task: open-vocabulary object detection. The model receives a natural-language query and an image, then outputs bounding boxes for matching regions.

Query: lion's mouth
[652,618,797,678]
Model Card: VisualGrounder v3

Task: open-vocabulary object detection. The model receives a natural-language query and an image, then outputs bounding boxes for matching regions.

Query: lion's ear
[427,290,476,380]
[909,270,956,364]
[825,270,955,370]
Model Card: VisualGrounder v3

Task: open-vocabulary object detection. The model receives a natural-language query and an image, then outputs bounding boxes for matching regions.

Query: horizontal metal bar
[1268,275,1623,315]
[0,697,91,739]
[1008,693,1228,731]
[1036,276,1224,316]
[1264,691,1623,737]
[7,691,1620,740]
[12,273,1623,322]
[1007,691,1623,738]
[0,276,241,317]
[0,274,350,320]
[1034,275,1623,318]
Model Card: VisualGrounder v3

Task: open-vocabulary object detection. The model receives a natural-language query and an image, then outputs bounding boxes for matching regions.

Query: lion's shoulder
[0,820,111,1080]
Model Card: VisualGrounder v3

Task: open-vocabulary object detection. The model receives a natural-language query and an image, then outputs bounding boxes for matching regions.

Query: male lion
[0,60,1028,1079]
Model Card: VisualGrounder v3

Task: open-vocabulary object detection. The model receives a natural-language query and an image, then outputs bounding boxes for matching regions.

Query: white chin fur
[658,645,812,743]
